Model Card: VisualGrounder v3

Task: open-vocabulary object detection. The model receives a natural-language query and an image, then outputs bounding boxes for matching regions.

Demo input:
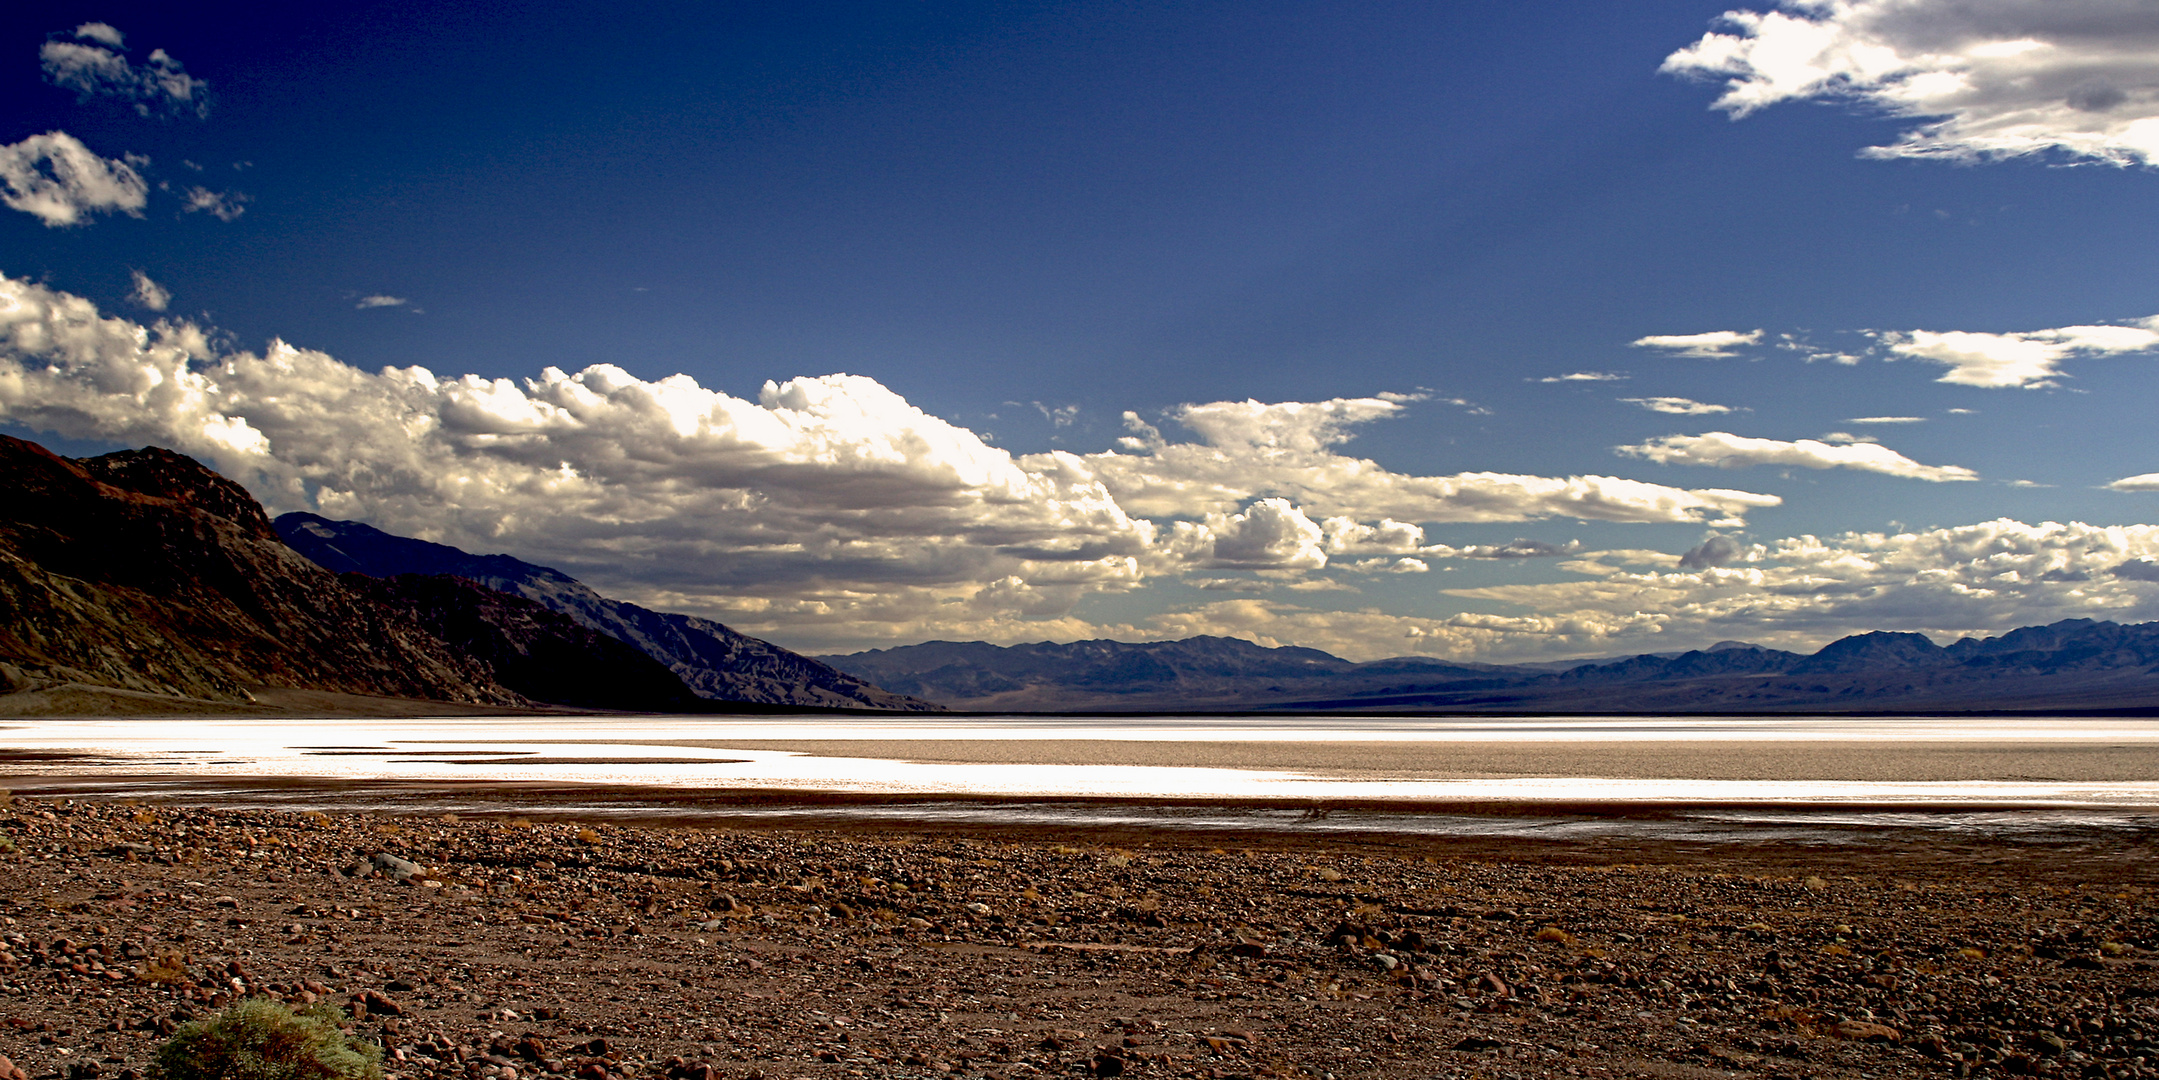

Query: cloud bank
[1142,519,2159,662]
[1663,0,2159,166]
[0,274,1784,649]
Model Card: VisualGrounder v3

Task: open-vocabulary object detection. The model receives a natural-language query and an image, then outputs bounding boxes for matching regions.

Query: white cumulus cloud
[1632,330,1763,358]
[0,275,1793,649]
[1536,371,1627,383]
[41,26,208,118]
[2108,472,2159,492]
[0,131,148,227]
[1663,0,2159,166]
[1192,498,1330,571]
[1617,431,1979,481]
[0,273,1162,643]
[1876,318,2159,388]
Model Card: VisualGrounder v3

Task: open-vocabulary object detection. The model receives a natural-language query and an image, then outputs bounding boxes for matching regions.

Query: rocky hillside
[0,436,520,708]
[275,513,939,711]
[0,436,728,714]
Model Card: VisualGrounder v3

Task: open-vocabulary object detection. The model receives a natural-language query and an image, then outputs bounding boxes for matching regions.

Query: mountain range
[5,434,2155,716]
[821,622,2159,713]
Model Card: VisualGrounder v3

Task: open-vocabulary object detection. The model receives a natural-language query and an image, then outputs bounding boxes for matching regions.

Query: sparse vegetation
[151,998,381,1080]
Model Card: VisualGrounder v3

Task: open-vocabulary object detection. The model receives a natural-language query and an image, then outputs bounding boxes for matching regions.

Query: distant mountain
[821,622,2159,713]
[275,513,939,711]
[821,636,1499,711]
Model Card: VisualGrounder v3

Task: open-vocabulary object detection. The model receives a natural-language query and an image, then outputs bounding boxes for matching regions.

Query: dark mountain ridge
[274,513,938,711]
[0,437,563,709]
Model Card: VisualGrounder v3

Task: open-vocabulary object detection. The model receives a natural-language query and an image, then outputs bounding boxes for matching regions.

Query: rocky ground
[2,795,2157,1080]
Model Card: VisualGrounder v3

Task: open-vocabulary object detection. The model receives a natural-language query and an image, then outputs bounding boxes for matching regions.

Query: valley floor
[2,797,2157,1080]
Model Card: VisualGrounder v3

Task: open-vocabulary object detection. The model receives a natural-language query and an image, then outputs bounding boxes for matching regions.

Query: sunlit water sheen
[4,714,2158,840]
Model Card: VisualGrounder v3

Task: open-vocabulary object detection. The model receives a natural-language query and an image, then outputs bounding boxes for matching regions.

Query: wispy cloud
[1847,416,1924,424]
[1535,371,1626,383]
[2108,472,2159,493]
[1096,398,1778,526]
[1621,396,1734,415]
[128,270,169,312]
[182,187,248,222]
[1663,0,2159,166]
[1631,329,1762,359]
[1618,431,1980,482]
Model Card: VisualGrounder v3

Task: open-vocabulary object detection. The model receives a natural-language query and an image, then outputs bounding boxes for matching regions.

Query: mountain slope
[0,437,524,707]
[275,513,939,711]
[345,574,708,712]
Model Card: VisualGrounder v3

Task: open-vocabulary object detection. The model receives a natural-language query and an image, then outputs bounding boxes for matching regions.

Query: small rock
[1830,1020,1899,1043]
[371,852,425,880]
[354,989,404,1016]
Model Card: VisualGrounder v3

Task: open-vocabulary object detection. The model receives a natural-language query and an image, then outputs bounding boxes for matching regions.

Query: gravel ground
[3,795,2157,1080]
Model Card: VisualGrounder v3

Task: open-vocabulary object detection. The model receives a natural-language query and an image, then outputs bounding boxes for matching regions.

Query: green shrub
[151,998,382,1080]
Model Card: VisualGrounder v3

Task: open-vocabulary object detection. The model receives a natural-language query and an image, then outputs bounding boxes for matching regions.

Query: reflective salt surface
[4,714,2158,841]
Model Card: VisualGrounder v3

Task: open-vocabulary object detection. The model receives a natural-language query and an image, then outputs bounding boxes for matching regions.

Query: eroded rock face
[0,436,525,707]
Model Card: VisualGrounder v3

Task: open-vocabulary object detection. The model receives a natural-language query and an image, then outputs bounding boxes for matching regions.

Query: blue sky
[5,0,2159,660]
